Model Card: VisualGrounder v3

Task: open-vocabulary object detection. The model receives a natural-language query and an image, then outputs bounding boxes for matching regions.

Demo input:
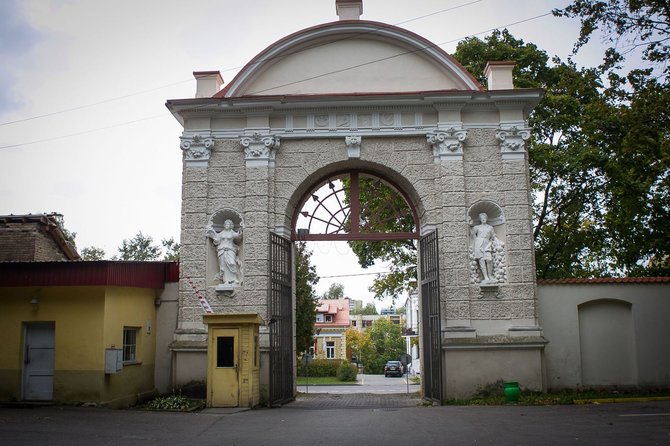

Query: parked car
[384,360,403,377]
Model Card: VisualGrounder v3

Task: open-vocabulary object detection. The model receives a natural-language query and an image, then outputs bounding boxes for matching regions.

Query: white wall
[538,282,670,389]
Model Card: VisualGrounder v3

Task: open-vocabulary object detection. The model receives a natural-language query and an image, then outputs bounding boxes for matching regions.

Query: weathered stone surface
[445,301,470,320]
[471,301,491,319]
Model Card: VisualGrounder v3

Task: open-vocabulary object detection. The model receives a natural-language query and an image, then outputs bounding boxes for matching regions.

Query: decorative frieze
[345,135,362,159]
[496,125,531,160]
[426,127,468,162]
[240,133,281,167]
[180,134,214,167]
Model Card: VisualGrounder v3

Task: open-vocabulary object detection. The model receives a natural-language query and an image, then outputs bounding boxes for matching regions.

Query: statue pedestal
[215,283,237,295]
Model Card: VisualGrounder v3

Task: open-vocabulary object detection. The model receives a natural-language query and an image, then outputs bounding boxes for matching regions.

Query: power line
[0,8,554,151]
[319,271,390,279]
[0,1,482,128]
[0,79,192,127]
[0,115,166,150]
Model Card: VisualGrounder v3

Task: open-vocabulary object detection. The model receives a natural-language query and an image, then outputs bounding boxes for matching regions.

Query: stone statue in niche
[207,218,243,286]
[469,212,507,285]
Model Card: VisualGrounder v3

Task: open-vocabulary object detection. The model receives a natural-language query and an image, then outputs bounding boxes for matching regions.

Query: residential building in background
[313,298,350,360]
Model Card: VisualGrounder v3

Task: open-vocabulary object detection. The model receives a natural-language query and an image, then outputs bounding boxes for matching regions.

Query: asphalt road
[298,373,417,394]
[1,401,669,445]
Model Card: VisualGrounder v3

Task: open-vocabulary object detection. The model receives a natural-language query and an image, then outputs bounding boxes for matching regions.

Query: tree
[295,242,319,354]
[344,327,374,366]
[346,177,418,301]
[554,0,670,79]
[161,237,180,261]
[80,246,106,260]
[366,318,405,374]
[360,302,378,315]
[115,232,161,261]
[349,29,669,277]
[321,282,344,299]
[455,29,670,277]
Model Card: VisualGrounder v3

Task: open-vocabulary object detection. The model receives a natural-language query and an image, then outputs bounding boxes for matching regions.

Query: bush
[297,358,343,377]
[337,362,358,382]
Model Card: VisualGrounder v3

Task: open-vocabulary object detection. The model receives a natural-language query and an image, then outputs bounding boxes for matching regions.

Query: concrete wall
[538,282,670,389]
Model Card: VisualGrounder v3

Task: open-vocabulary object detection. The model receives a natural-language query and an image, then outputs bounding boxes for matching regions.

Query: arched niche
[206,208,244,289]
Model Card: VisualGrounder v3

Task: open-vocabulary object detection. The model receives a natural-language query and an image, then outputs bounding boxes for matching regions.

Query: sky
[0,0,613,308]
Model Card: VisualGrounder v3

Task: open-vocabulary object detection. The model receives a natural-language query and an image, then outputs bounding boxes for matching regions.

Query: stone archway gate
[166,13,546,403]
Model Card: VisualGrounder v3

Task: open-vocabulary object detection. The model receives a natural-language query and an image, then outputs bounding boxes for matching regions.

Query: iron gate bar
[268,232,294,406]
[420,230,443,403]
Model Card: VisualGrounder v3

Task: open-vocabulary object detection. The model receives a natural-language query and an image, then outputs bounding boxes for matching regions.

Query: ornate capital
[240,133,281,167]
[345,135,362,159]
[496,125,530,160]
[180,134,213,167]
[426,127,468,162]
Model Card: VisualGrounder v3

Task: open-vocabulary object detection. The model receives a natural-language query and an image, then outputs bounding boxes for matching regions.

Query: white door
[23,322,55,401]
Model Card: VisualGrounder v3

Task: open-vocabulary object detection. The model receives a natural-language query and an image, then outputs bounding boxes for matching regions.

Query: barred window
[123,327,139,362]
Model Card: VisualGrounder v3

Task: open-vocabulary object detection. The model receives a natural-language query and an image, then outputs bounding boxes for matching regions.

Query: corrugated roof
[0,261,179,288]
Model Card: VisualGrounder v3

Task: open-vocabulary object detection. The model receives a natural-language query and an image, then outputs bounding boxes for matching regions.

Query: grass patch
[296,376,358,385]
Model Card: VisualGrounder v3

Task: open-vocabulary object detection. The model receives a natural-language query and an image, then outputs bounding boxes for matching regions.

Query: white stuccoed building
[166,0,545,405]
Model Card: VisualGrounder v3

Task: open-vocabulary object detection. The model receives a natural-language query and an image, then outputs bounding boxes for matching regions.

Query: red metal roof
[538,277,670,285]
[0,261,179,289]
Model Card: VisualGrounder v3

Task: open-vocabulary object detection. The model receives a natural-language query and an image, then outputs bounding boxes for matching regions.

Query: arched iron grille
[292,170,419,241]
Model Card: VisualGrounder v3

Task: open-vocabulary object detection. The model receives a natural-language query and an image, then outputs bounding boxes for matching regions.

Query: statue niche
[467,202,507,286]
[206,209,244,290]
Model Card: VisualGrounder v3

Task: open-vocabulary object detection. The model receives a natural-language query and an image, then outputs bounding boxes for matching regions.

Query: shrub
[297,358,343,377]
[337,362,358,382]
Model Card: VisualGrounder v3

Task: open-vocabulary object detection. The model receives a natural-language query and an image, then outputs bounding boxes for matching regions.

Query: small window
[123,327,139,363]
[316,314,324,323]
[351,320,357,327]
[325,315,333,323]
[326,341,335,359]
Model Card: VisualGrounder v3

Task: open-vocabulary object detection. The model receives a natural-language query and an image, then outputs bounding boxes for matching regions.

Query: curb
[573,396,670,405]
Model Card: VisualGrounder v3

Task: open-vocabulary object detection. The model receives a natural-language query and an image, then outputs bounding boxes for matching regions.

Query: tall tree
[116,232,161,261]
[321,282,344,299]
[554,0,670,79]
[295,242,319,354]
[161,237,180,261]
[366,318,405,374]
[80,246,106,260]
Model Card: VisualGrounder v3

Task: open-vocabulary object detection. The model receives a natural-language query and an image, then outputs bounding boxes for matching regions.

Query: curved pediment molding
[218,21,482,98]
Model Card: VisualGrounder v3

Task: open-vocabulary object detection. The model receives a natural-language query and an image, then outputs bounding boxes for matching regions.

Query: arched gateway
[166,1,545,406]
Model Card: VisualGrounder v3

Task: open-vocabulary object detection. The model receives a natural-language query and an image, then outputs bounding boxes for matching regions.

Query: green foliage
[297,358,343,377]
[113,232,181,262]
[336,362,358,382]
[360,302,378,315]
[80,246,106,260]
[295,242,319,354]
[161,237,180,261]
[554,0,670,79]
[346,319,405,374]
[455,29,670,278]
[322,282,344,299]
[345,176,418,301]
[145,395,201,411]
[116,232,161,261]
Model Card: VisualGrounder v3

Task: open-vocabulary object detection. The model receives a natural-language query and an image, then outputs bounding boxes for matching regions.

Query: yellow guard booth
[203,313,263,408]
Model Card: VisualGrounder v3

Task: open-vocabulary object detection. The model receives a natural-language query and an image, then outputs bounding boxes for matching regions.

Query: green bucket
[504,381,520,403]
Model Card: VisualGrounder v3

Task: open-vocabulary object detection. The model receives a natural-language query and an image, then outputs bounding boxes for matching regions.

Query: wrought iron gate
[268,232,294,406]
[420,230,442,403]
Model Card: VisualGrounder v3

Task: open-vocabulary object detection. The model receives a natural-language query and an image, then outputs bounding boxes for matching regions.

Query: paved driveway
[297,373,418,395]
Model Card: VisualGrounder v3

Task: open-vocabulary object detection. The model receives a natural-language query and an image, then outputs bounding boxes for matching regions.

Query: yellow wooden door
[210,328,239,407]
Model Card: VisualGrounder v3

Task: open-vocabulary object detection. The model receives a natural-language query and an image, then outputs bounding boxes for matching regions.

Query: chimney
[484,61,515,90]
[193,71,224,98]
[336,0,363,20]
